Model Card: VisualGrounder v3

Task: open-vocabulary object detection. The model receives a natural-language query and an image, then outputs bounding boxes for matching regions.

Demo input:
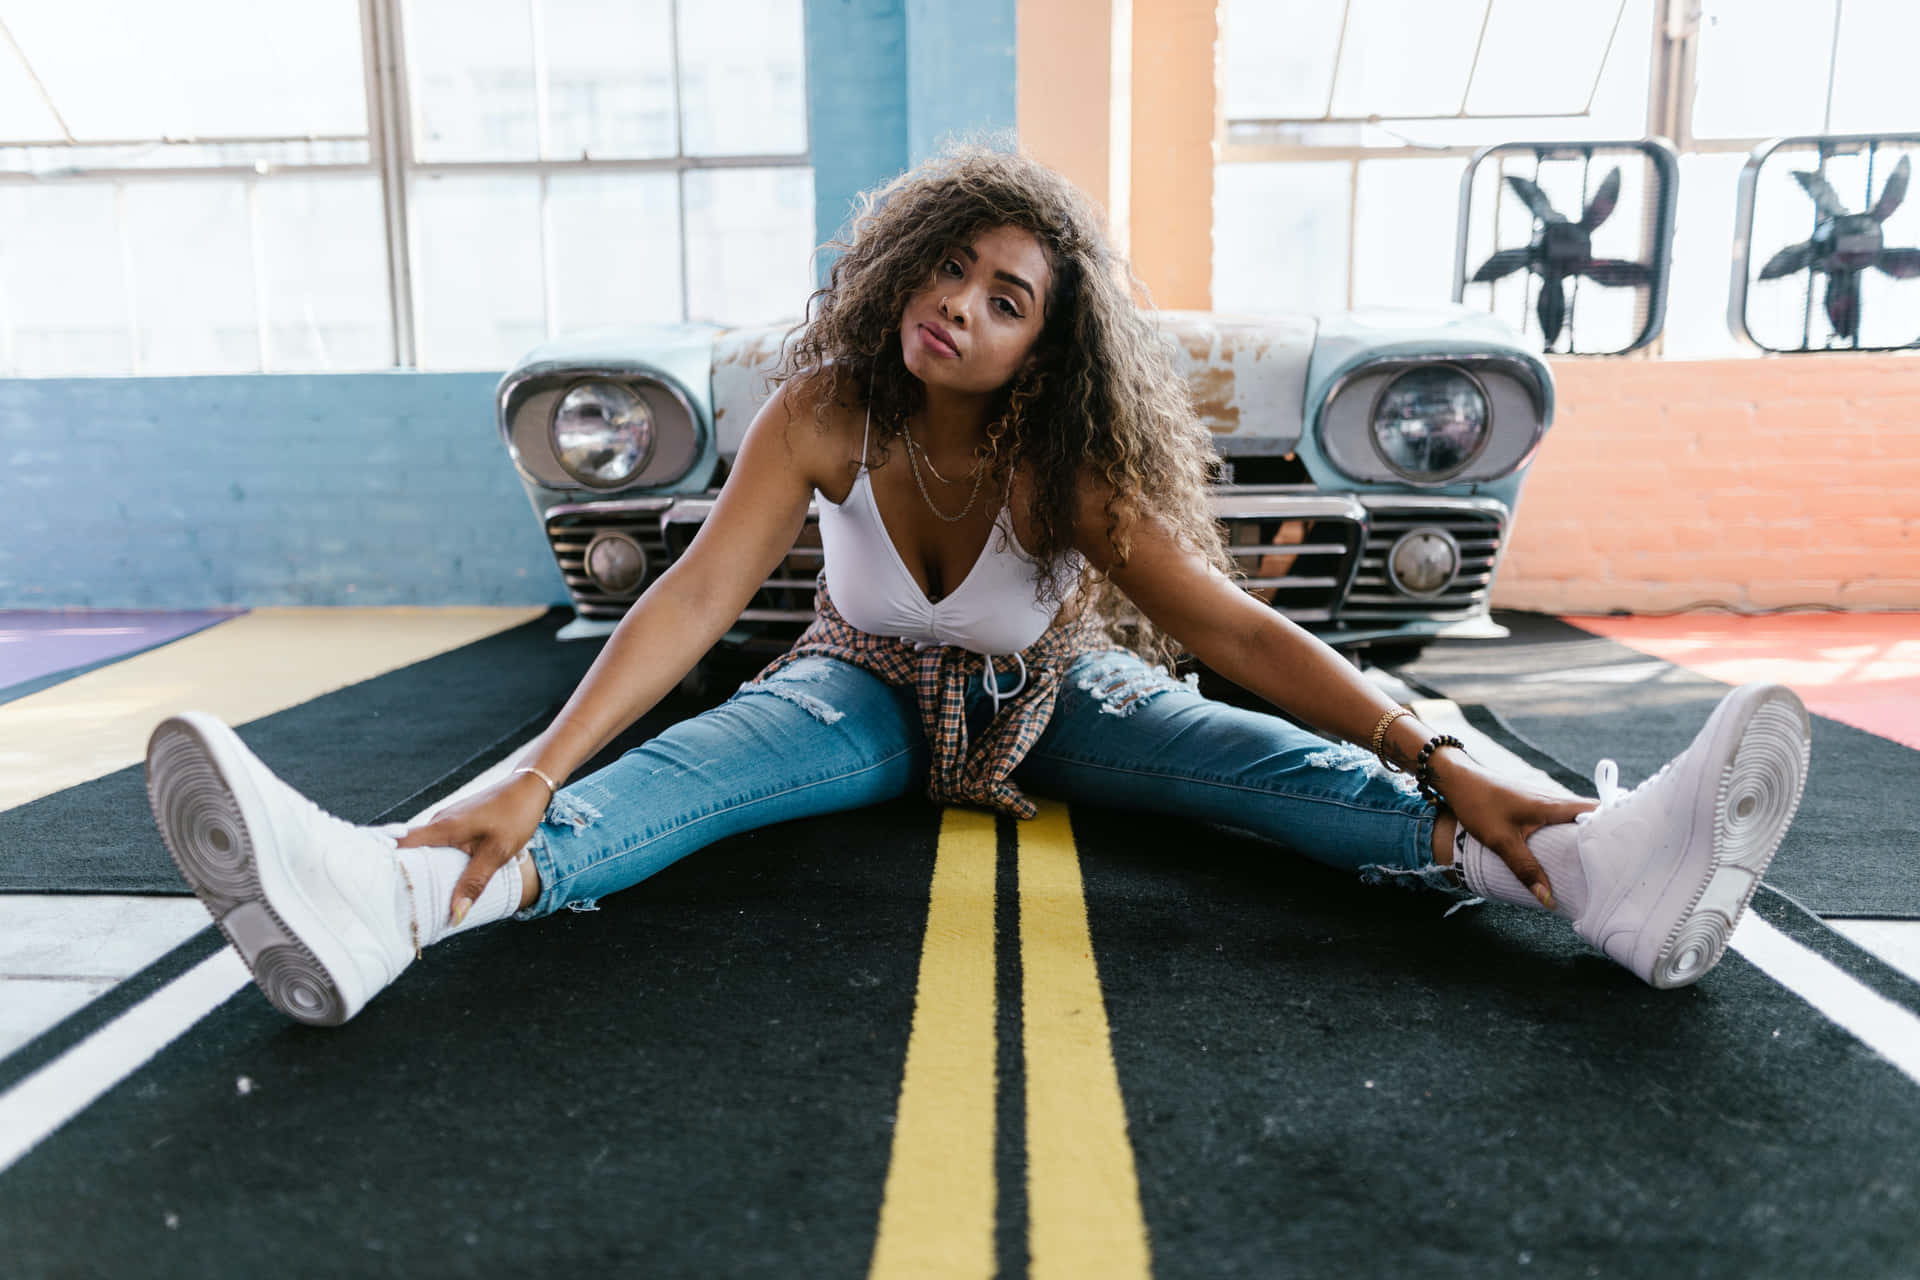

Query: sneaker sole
[145,717,353,1026]
[1648,689,1811,988]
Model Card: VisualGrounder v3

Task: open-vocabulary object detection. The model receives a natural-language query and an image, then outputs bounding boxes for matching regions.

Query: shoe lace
[1573,757,1673,825]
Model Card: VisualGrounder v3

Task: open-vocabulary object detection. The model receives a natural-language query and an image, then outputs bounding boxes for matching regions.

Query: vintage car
[495,308,1554,668]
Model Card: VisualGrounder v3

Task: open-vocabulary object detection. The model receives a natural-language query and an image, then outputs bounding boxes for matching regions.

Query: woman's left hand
[1428,749,1596,909]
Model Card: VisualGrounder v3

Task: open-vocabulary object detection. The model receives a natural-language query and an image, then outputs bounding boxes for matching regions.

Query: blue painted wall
[0,4,1018,610]
[0,374,564,608]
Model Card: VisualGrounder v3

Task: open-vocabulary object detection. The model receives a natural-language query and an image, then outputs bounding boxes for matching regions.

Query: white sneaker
[145,711,420,1026]
[1571,682,1811,988]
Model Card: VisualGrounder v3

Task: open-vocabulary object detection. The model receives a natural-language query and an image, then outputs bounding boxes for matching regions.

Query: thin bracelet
[1368,707,1412,772]
[513,765,558,798]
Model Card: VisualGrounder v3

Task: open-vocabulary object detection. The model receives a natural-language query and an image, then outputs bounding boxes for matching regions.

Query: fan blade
[1793,169,1852,220]
[1758,240,1817,280]
[1580,167,1622,230]
[1579,257,1653,287]
[1870,154,1911,223]
[1536,275,1567,344]
[1824,270,1861,341]
[1874,247,1920,279]
[1505,175,1567,224]
[1471,247,1534,283]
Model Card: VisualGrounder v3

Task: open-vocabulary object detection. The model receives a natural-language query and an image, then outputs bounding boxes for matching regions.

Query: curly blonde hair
[774,142,1232,667]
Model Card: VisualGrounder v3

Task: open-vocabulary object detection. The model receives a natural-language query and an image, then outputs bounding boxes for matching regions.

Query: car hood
[706,312,1317,456]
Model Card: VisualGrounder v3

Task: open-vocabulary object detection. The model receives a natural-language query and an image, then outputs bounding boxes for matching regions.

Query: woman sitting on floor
[143,144,1812,1026]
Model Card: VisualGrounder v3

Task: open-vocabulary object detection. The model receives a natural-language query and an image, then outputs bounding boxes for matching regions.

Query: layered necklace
[903,424,988,523]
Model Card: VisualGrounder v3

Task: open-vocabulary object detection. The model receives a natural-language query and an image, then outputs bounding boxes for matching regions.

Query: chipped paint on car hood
[1152,310,1315,454]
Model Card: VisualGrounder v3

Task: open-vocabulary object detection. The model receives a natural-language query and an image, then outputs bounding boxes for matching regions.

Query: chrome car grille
[1340,497,1505,624]
[545,499,673,619]
[1212,491,1365,625]
[661,499,823,626]
[547,492,1506,638]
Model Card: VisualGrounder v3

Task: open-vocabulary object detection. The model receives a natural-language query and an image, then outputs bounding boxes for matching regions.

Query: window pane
[1660,151,1746,358]
[1381,0,1653,146]
[1352,157,1467,310]
[410,174,544,368]
[684,167,816,324]
[1213,162,1351,315]
[0,39,64,139]
[1221,0,1345,119]
[1827,0,1920,134]
[1464,0,1624,117]
[1692,0,1837,140]
[0,184,131,375]
[549,171,683,329]
[1329,0,1486,119]
[257,177,393,370]
[125,181,259,373]
[543,0,678,159]
[678,0,807,156]
[406,0,540,162]
[4,1,366,141]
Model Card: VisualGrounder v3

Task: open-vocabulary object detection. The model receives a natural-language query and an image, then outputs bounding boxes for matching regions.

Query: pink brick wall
[1493,355,1920,614]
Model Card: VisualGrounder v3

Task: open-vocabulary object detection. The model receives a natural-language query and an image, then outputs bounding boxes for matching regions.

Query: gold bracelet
[1368,706,1412,771]
[512,765,558,797]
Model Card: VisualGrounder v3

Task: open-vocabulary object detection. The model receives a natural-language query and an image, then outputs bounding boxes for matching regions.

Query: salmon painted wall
[1495,355,1920,614]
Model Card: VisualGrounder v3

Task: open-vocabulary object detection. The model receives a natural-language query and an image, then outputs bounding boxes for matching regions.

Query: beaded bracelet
[1413,734,1466,808]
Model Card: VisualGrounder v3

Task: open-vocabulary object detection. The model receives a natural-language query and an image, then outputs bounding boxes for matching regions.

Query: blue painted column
[801,0,1018,281]
[905,0,1017,168]
[803,0,910,280]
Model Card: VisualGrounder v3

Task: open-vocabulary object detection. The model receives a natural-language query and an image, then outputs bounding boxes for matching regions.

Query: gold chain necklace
[904,425,984,486]
[905,429,986,523]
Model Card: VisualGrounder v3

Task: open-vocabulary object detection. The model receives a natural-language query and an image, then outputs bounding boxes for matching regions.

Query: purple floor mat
[0,610,242,692]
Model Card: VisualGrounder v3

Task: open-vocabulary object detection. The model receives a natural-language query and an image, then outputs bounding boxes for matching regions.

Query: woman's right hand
[396,771,554,925]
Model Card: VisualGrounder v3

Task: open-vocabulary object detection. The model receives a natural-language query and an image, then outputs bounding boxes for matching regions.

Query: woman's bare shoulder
[760,371,867,501]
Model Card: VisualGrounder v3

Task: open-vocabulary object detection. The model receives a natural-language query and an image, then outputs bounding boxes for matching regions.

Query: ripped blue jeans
[514,649,1441,920]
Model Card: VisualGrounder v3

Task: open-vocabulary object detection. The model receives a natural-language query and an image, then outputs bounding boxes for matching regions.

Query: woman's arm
[513,379,835,787]
[398,377,841,909]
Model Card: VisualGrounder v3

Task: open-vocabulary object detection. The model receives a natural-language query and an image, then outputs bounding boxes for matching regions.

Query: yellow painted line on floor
[0,606,547,810]
[869,807,999,1280]
[1021,801,1152,1280]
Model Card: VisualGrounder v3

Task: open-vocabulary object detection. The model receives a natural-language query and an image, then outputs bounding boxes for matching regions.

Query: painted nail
[450,898,470,927]
[1533,884,1555,911]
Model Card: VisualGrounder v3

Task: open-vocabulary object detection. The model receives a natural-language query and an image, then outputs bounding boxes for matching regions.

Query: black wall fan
[1758,154,1920,344]
[1453,140,1678,357]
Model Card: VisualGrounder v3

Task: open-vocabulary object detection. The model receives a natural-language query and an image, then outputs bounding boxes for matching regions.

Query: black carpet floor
[1393,612,1920,918]
[6,612,1918,1274]
[4,799,1917,1276]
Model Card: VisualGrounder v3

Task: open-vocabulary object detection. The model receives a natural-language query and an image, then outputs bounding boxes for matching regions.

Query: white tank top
[816,403,1084,659]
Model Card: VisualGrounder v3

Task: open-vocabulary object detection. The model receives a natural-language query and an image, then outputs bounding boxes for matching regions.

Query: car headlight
[1369,366,1489,481]
[552,381,655,488]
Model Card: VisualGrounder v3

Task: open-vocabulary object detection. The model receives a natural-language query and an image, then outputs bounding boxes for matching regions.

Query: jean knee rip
[543,790,601,830]
[742,681,845,724]
[1358,863,1482,915]
[1076,653,1193,718]
[1303,742,1424,799]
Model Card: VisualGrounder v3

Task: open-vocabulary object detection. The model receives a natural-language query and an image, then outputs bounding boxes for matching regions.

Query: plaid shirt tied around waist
[746,572,1114,819]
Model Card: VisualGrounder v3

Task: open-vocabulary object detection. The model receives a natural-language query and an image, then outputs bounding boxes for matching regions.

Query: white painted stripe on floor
[0,948,248,1176]
[1730,914,1920,1087]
